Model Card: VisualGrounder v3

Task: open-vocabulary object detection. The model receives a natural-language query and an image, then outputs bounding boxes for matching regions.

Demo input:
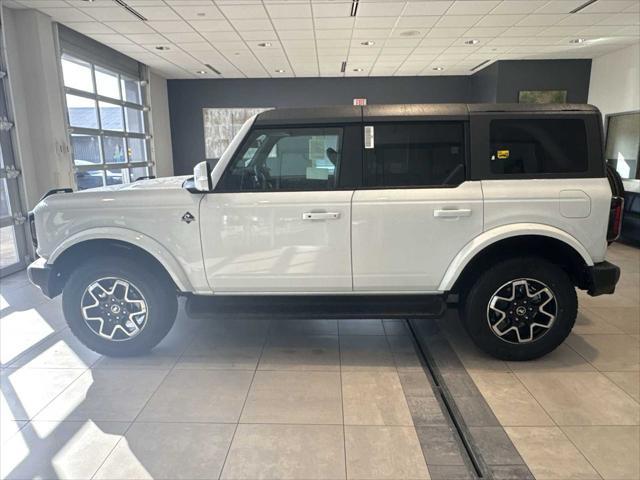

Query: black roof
[253,103,599,125]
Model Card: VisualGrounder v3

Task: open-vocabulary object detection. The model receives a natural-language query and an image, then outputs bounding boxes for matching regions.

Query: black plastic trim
[27,258,61,299]
[587,260,620,296]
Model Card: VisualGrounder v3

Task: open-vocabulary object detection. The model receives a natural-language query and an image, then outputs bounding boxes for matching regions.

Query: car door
[199,124,359,293]
[351,119,484,292]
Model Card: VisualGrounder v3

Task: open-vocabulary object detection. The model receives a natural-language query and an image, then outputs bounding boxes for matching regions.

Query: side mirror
[193,161,213,192]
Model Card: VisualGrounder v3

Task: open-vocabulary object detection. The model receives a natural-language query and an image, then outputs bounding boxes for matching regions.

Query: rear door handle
[433,208,472,218]
[302,212,341,220]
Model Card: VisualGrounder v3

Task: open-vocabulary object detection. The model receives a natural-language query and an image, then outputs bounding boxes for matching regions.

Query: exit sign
[353,98,367,106]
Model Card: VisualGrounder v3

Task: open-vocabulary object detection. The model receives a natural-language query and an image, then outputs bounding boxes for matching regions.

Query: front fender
[438,223,594,292]
[48,227,194,292]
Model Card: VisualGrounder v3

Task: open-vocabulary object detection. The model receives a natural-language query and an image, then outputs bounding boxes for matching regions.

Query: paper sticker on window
[497,149,510,160]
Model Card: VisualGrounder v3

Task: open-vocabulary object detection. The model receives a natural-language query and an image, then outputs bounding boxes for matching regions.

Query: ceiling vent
[341,61,347,73]
[113,0,148,21]
[570,0,598,14]
[204,64,221,75]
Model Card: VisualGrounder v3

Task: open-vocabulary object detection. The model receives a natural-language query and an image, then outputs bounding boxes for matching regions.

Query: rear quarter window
[490,118,588,175]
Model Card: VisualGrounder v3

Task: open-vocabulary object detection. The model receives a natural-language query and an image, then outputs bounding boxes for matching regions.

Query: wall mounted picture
[203,107,270,159]
[518,90,568,104]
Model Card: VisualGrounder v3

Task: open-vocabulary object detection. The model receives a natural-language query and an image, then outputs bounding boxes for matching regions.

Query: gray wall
[168,59,592,175]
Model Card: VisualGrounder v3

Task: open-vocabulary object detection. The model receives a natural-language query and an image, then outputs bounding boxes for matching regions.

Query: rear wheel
[462,257,577,361]
[62,257,178,356]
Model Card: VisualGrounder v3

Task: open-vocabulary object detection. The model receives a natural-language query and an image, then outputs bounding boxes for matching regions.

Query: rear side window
[364,122,465,188]
[490,119,588,175]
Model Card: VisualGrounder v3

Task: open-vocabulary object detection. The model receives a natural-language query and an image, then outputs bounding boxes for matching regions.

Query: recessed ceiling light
[569,38,586,44]
[196,70,207,74]
[275,69,285,73]
[400,30,421,37]
[464,39,479,45]
[257,42,272,47]
[196,12,206,17]
[360,41,375,46]
[353,68,363,72]
[432,66,444,71]
[155,45,170,51]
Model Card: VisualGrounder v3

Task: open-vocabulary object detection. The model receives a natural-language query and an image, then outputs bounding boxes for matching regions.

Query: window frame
[215,124,359,193]
[360,120,469,190]
[60,53,152,189]
[604,110,640,181]
[469,112,604,180]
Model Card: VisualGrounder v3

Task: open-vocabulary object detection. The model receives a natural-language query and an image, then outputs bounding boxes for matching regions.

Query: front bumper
[586,261,620,296]
[27,258,60,299]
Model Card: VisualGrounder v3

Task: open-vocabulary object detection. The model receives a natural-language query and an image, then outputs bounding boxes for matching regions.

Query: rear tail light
[607,196,624,243]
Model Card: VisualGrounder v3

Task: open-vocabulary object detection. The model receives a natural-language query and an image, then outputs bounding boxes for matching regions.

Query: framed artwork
[203,107,270,159]
[518,90,567,104]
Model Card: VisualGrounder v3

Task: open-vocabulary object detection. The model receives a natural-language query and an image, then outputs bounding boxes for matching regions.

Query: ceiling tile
[278,30,315,39]
[447,1,500,15]
[538,25,585,36]
[231,18,273,30]
[188,20,235,32]
[201,31,243,42]
[396,16,439,28]
[314,17,355,29]
[66,22,117,35]
[517,14,561,26]
[475,14,525,26]
[357,2,405,17]
[88,34,135,46]
[355,17,398,29]
[598,13,640,26]
[172,5,224,20]
[465,26,508,37]
[352,29,392,40]
[557,13,610,25]
[147,21,194,33]
[404,1,454,16]
[312,2,352,18]
[241,31,279,40]
[266,3,312,18]
[502,26,546,36]
[104,21,155,34]
[316,29,352,39]
[581,0,638,13]
[79,7,139,21]
[436,15,483,27]
[491,1,547,15]
[534,0,585,14]
[39,8,94,22]
[162,32,204,43]
[426,27,468,37]
[131,6,181,20]
[127,33,171,44]
[272,18,314,30]
[219,3,268,19]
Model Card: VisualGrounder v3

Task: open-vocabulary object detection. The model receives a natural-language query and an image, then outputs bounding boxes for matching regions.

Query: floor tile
[426,465,473,480]
[1,419,26,444]
[415,426,466,466]
[241,370,342,424]
[342,370,413,426]
[515,371,640,425]
[0,420,127,480]
[505,344,595,373]
[505,426,599,479]
[406,395,448,426]
[586,306,640,335]
[93,353,178,370]
[94,422,235,480]
[8,330,101,370]
[566,333,640,371]
[345,425,429,479]
[269,319,338,336]
[573,309,625,335]
[383,319,410,336]
[138,369,253,422]
[468,426,524,466]
[35,369,167,421]
[258,334,340,371]
[604,371,640,402]
[338,319,385,335]
[221,424,345,479]
[1,368,84,421]
[177,334,264,370]
[1,308,57,366]
[340,335,396,372]
[471,372,554,426]
[563,426,640,480]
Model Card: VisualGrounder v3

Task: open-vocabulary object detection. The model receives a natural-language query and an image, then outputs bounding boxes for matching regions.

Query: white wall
[148,71,174,178]
[588,43,640,119]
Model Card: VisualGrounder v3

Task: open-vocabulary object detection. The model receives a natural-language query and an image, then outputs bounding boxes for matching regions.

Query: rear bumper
[27,258,60,299]
[586,261,620,296]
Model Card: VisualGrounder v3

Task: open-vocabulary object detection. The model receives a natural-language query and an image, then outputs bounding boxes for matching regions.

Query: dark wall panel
[168,76,469,174]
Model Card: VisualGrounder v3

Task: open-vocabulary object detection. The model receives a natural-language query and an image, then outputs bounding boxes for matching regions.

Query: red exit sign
[353,98,367,106]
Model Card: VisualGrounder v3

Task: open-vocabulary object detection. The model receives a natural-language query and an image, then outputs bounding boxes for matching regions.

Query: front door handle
[302,212,341,220]
[433,208,472,218]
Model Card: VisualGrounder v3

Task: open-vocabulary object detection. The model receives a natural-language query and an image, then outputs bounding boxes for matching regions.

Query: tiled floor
[1,242,638,480]
[440,242,640,480]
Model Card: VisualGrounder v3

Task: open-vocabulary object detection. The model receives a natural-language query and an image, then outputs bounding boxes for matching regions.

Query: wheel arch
[47,228,193,297]
[440,224,593,294]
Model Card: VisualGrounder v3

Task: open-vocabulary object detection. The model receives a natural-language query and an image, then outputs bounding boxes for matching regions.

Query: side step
[185,294,446,320]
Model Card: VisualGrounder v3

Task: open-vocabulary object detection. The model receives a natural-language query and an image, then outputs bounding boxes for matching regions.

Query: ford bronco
[27,104,623,360]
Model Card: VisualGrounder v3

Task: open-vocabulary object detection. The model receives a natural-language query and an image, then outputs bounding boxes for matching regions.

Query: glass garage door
[0,23,28,276]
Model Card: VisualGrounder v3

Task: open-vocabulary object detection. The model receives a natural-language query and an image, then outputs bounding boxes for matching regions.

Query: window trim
[215,124,350,193]
[469,112,604,181]
[360,120,468,190]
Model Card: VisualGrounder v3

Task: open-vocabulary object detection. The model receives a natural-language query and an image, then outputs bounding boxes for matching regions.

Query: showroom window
[489,119,588,175]
[364,123,465,188]
[217,128,343,192]
[61,54,151,190]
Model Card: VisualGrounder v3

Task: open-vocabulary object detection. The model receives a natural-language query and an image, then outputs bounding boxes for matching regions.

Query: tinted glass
[125,107,144,133]
[61,56,93,93]
[490,119,588,175]
[121,77,142,104]
[99,101,124,131]
[605,112,639,180]
[127,138,147,163]
[219,128,342,192]
[66,94,98,129]
[71,134,101,165]
[95,67,121,99]
[365,123,465,187]
[75,170,104,190]
[103,136,126,163]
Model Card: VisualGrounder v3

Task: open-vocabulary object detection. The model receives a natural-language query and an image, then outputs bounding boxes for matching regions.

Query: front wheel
[62,257,178,357]
[462,257,577,361]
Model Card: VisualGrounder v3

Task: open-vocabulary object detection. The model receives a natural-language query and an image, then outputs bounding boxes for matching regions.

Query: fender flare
[48,227,193,292]
[438,223,593,292]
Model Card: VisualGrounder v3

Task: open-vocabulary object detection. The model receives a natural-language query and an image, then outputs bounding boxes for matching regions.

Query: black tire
[62,256,178,357]
[462,257,577,361]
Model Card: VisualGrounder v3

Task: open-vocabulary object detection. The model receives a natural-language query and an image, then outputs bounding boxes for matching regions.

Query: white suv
[27,104,623,360]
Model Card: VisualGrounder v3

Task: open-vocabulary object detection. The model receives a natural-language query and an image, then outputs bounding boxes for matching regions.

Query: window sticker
[497,149,510,160]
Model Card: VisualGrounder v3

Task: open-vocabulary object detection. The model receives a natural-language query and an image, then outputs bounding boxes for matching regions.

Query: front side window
[364,123,465,188]
[490,119,588,175]
[61,54,151,190]
[218,128,342,192]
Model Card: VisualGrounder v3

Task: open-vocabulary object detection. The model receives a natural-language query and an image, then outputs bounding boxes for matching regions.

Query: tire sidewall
[464,257,577,361]
[63,257,177,356]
